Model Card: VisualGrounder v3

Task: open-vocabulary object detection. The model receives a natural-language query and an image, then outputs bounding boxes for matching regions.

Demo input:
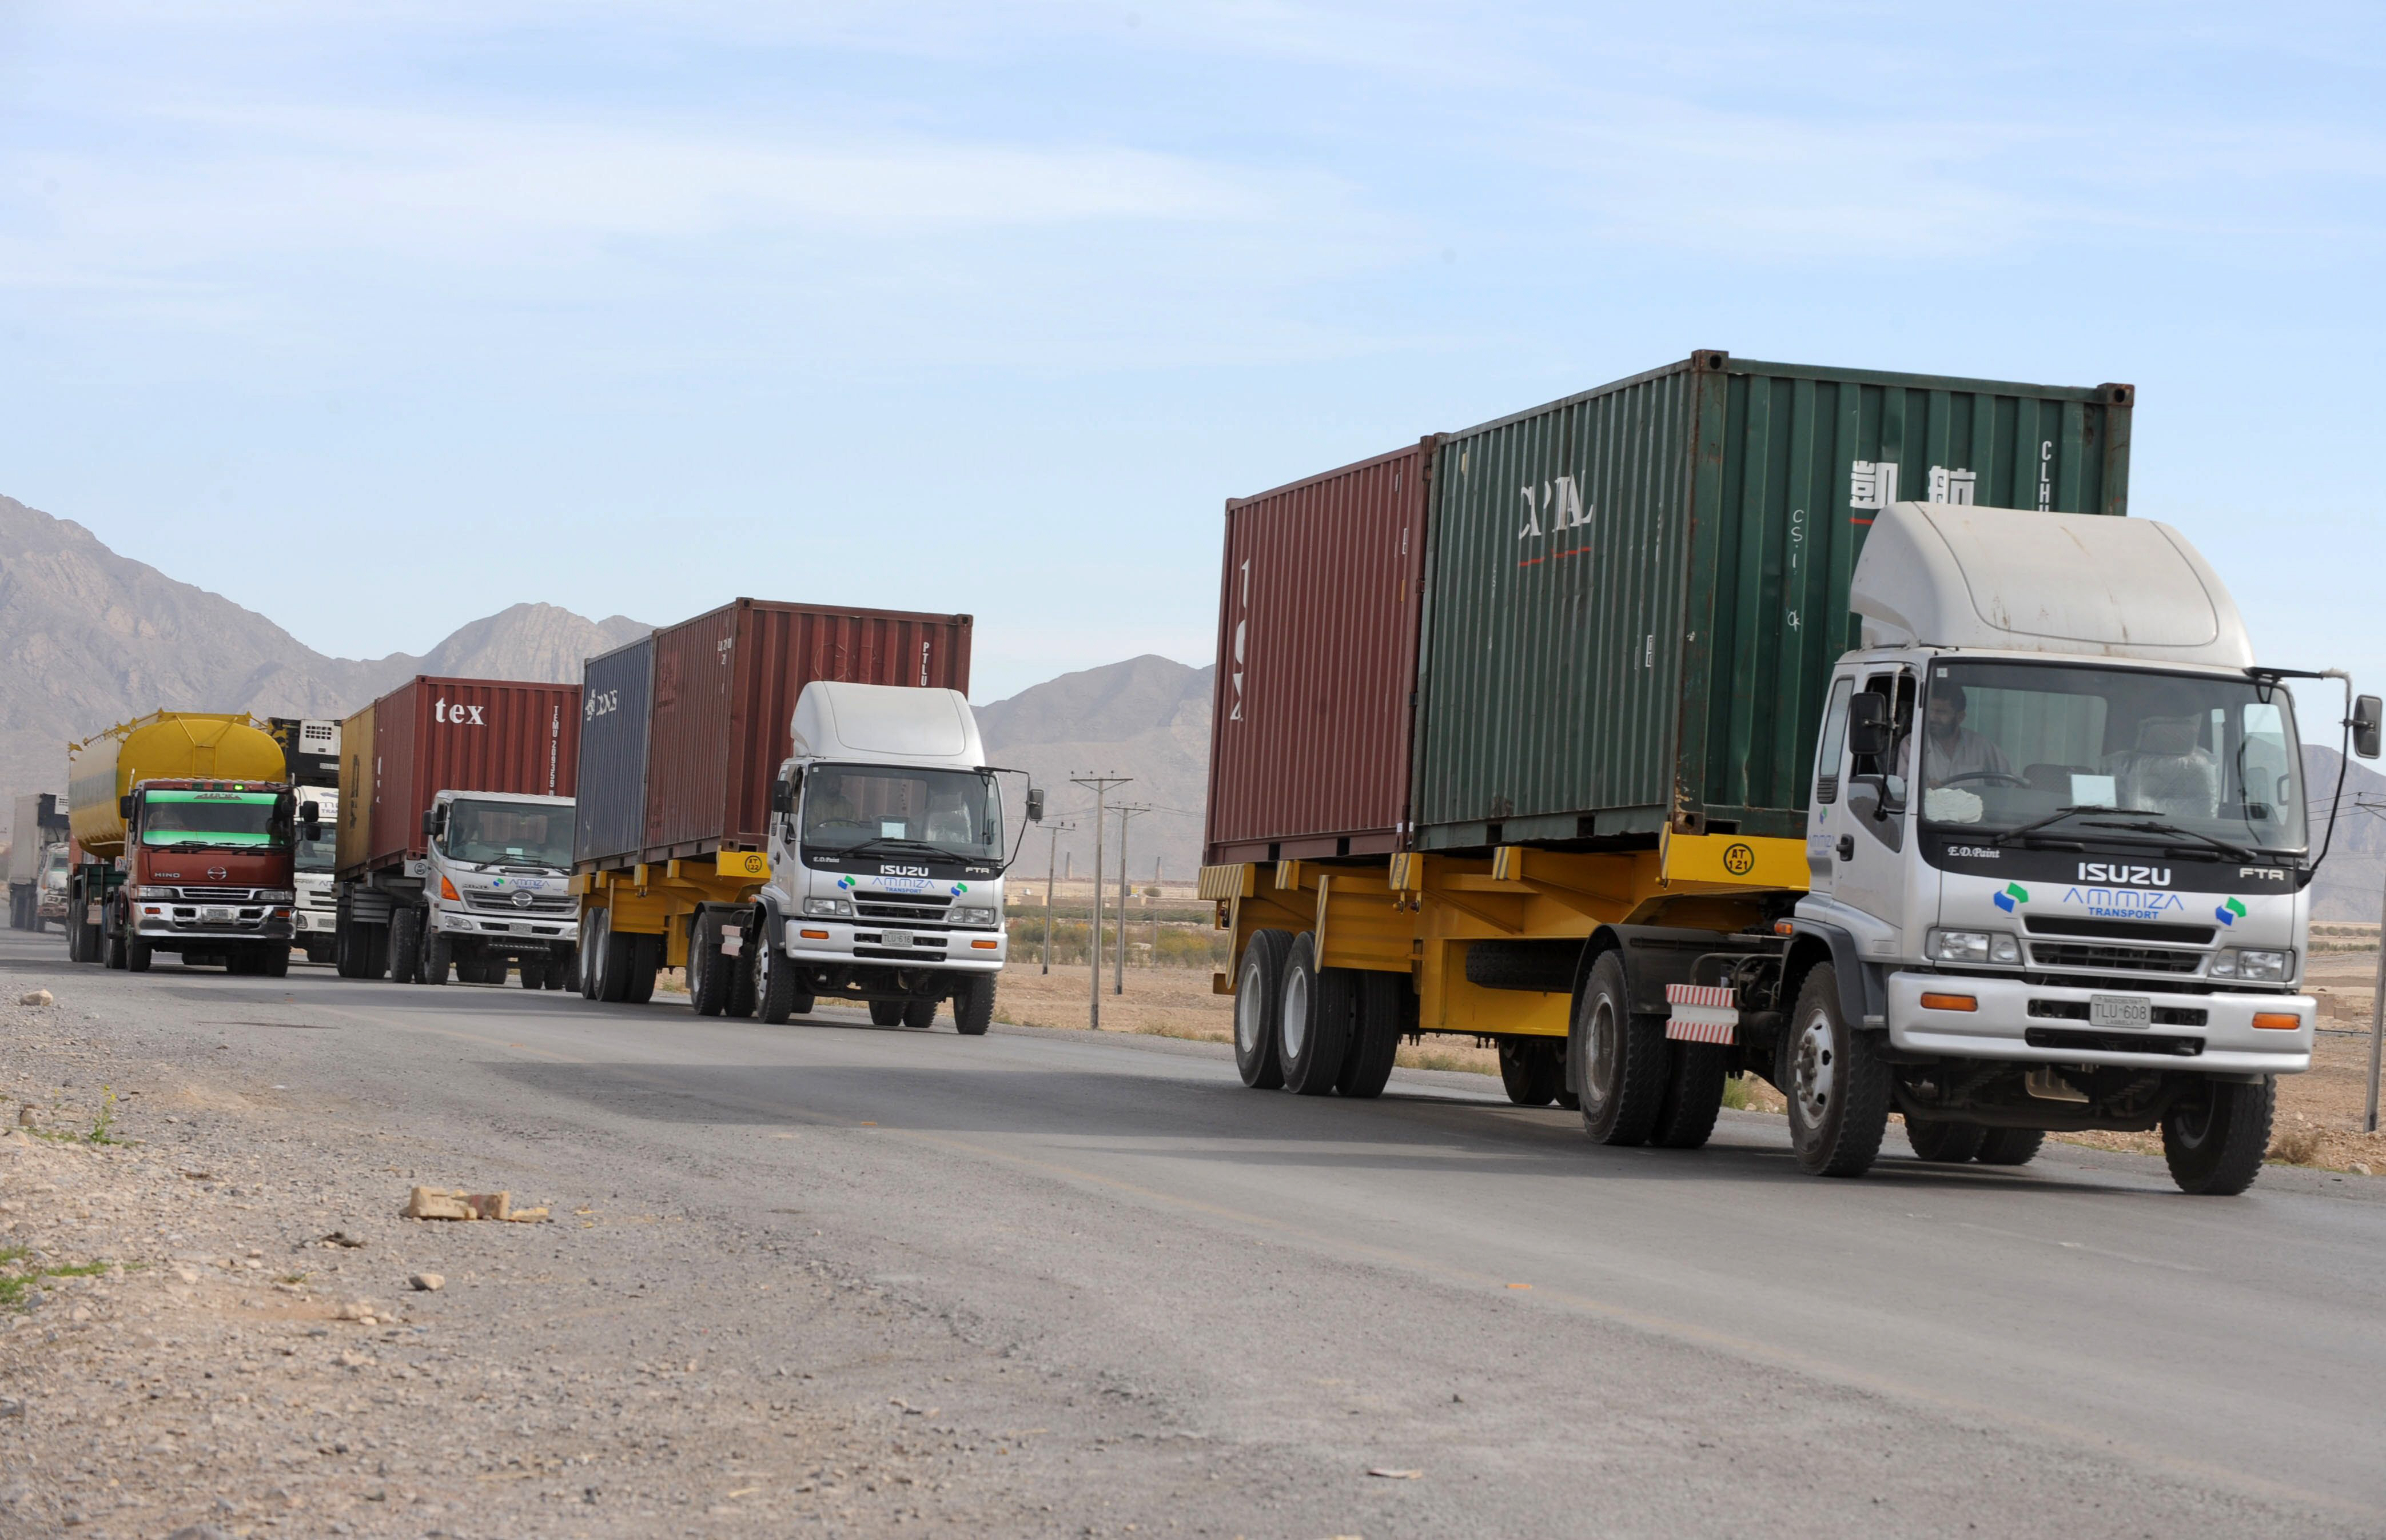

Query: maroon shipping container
[1204,439,1436,865]
[632,600,973,866]
[356,677,581,876]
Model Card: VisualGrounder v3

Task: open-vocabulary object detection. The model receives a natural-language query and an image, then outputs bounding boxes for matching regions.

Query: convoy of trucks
[1197,350,2364,1195]
[13,349,2366,1198]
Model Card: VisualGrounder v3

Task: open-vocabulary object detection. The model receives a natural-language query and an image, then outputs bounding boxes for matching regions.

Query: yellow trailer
[572,852,774,1006]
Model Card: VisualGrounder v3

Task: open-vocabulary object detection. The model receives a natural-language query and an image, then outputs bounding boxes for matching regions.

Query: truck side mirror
[1846,692,1891,759]
[300,801,320,824]
[2356,695,2383,760]
[421,809,436,836]
[771,777,794,815]
[119,794,134,820]
[1026,787,1046,823]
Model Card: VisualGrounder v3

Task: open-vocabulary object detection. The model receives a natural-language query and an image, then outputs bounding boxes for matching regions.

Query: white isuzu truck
[1661,502,2377,1194]
[690,681,1038,1031]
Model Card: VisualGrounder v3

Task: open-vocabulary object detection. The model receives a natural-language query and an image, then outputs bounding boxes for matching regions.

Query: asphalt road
[21,927,2386,1537]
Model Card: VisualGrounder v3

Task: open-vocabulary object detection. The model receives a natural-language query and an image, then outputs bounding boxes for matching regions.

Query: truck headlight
[133,885,177,900]
[950,906,998,928]
[1929,929,2019,964]
[2210,948,2291,982]
[802,897,854,918]
[257,889,295,904]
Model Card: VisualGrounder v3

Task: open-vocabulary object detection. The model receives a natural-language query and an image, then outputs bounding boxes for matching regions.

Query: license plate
[2090,994,2151,1028]
[882,929,914,949]
[202,905,234,923]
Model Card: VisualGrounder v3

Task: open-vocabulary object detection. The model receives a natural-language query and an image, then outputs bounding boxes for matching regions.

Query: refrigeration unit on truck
[569,599,1015,1028]
[1201,350,2366,1196]
[8,792,69,930]
[332,677,580,988]
[64,712,309,975]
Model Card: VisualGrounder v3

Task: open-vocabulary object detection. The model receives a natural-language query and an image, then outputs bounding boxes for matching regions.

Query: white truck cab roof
[790,682,984,771]
[1851,502,2253,669]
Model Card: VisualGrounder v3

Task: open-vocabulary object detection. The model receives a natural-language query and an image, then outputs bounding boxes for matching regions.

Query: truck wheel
[1278,935,1356,1096]
[596,918,635,1004]
[1907,1119,1988,1163]
[755,930,801,1024]
[104,908,127,970]
[726,947,758,1018]
[2162,1078,2273,1195]
[623,935,659,1004]
[390,909,423,985]
[423,932,451,986]
[1575,952,1669,1146]
[1232,929,1293,1090]
[517,960,541,989]
[1974,1128,2044,1166]
[1498,1040,1560,1106]
[869,1000,905,1027]
[258,945,289,979]
[953,973,994,1036]
[1335,971,1404,1099]
[690,931,730,1016]
[550,949,573,992]
[365,924,389,980]
[903,997,938,1030]
[126,936,152,973]
[1650,1042,1728,1150]
[1785,964,1889,1178]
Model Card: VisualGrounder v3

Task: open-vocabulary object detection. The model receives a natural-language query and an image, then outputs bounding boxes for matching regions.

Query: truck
[332,677,580,987]
[1200,351,2367,1196]
[63,711,307,974]
[290,785,340,963]
[570,600,996,1022]
[35,843,71,929]
[9,792,70,930]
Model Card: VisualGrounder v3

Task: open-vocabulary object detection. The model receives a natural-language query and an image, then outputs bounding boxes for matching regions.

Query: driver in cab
[1911,683,2012,789]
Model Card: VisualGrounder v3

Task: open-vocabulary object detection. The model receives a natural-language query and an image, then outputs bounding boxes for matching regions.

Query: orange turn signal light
[1919,992,1978,1012]
[2252,1012,2301,1031]
[1773,919,1795,936]
[971,938,999,949]
[440,875,460,901]
[799,928,829,940]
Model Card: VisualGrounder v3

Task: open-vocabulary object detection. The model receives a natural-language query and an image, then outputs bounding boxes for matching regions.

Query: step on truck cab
[715,680,1034,1030]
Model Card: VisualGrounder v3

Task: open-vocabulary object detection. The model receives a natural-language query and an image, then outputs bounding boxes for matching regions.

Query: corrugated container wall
[633,601,973,866]
[336,702,377,876]
[1412,351,2133,851]
[572,635,656,868]
[342,677,581,876]
[1204,441,1435,865]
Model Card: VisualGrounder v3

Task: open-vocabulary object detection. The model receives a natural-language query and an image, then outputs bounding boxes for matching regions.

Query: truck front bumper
[293,908,339,934]
[782,920,1005,974]
[1887,972,2311,1076]
[429,907,578,945]
[133,912,294,943]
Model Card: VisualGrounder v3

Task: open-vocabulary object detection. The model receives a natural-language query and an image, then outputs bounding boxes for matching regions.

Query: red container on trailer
[1203,438,1437,866]
[354,677,581,875]
[634,600,974,865]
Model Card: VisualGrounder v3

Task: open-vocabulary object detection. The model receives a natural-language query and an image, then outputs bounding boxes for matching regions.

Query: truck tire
[517,960,541,990]
[690,931,730,1016]
[365,924,389,980]
[1784,964,1889,1178]
[390,909,422,985]
[1232,929,1293,1090]
[1907,1119,1988,1163]
[596,919,636,1005]
[1650,1042,1729,1150]
[2162,1078,2273,1195]
[903,997,937,1030]
[1335,970,1403,1099]
[623,935,659,1004]
[549,949,572,992]
[1498,1039,1560,1106]
[869,1000,905,1027]
[1974,1128,2044,1166]
[258,945,289,979]
[1278,935,1356,1096]
[423,932,452,986]
[953,973,993,1036]
[104,910,127,970]
[726,948,757,1018]
[1575,952,1670,1146]
[126,936,152,973]
[577,912,604,998]
[755,931,802,1024]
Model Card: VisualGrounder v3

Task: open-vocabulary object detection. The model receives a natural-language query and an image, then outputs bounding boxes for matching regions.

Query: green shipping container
[1410,350,2134,851]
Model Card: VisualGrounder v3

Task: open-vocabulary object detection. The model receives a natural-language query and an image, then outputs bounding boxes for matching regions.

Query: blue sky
[1,2,2381,709]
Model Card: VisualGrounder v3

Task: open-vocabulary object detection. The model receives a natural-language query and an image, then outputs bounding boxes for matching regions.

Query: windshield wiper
[1986,807,2100,848]
[835,836,951,860]
[2077,819,2258,864]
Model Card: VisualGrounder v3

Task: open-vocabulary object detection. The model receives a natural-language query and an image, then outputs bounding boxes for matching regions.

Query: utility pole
[1151,855,1163,968]
[1113,804,1152,995]
[1039,820,1076,975]
[1070,775,1132,1028]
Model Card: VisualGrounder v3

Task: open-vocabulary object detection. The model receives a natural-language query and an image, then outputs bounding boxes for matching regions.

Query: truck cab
[1748,502,2372,1191]
[291,785,340,963]
[728,682,1019,1031]
[115,779,304,975]
[418,789,578,987]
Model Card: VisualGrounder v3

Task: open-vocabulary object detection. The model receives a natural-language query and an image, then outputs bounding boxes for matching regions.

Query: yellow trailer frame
[1200,831,1809,1040]
[572,850,774,971]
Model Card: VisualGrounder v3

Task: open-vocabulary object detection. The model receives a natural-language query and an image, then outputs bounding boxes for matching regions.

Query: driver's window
[1814,678,1854,805]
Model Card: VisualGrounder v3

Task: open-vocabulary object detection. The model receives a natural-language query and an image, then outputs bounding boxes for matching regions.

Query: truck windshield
[1909,662,2307,855]
[801,765,1004,863]
[440,800,574,869]
[294,822,336,873]
[140,790,288,849]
